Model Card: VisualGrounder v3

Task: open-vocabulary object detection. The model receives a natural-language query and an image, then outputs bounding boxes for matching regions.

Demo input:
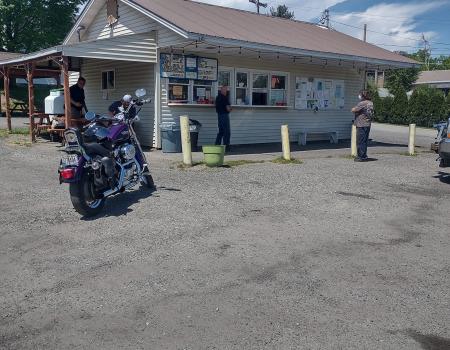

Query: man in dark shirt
[69,77,87,119]
[215,86,232,150]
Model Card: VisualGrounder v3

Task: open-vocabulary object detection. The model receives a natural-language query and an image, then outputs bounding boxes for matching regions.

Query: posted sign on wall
[295,77,345,110]
[160,54,218,81]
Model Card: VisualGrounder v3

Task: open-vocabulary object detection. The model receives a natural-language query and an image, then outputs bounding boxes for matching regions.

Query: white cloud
[332,2,446,52]
[196,0,346,20]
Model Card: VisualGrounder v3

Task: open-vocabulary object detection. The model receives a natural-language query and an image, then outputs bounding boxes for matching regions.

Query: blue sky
[198,0,450,56]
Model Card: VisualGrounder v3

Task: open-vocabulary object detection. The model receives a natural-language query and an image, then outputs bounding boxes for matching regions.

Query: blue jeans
[357,126,371,159]
[215,113,230,146]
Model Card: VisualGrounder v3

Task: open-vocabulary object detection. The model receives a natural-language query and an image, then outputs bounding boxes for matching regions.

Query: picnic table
[11,101,28,116]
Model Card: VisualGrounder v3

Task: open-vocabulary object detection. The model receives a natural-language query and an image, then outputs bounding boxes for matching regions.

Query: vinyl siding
[160,55,364,146]
[83,1,188,48]
[81,58,155,147]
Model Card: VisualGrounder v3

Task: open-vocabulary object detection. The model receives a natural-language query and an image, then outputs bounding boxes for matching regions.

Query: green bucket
[202,145,225,167]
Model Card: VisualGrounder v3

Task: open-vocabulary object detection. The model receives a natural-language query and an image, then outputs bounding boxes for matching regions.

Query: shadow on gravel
[434,171,450,184]
[406,329,450,350]
[81,188,156,220]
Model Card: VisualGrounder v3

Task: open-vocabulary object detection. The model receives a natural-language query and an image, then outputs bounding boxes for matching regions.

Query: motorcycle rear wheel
[69,173,105,217]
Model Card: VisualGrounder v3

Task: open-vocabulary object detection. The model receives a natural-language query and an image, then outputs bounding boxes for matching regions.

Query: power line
[330,20,450,47]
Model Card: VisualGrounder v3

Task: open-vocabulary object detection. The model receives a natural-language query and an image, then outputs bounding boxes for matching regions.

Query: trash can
[189,119,202,152]
[160,122,182,153]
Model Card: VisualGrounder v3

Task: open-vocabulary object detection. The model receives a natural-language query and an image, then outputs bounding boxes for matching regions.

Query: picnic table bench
[298,130,339,146]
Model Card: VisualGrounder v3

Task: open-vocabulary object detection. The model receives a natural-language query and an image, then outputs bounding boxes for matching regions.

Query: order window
[193,80,213,104]
[235,71,249,105]
[168,78,189,102]
[252,73,269,106]
[270,74,287,106]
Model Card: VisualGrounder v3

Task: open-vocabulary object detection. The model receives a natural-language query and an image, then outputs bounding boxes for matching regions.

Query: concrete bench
[298,130,339,146]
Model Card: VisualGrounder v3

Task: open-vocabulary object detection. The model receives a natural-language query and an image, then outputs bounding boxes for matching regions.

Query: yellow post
[351,124,357,157]
[408,123,416,155]
[180,115,192,166]
[281,125,291,161]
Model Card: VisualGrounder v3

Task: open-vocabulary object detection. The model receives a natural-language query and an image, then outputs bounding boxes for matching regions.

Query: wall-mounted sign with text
[160,54,218,81]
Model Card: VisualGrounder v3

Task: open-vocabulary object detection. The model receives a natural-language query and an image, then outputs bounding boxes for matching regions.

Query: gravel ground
[1,132,450,349]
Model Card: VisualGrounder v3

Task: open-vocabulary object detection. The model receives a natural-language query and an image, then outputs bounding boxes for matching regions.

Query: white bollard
[281,125,291,161]
[408,123,416,155]
[351,124,357,157]
[180,115,192,166]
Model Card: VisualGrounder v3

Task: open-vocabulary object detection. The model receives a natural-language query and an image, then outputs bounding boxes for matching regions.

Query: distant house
[413,70,450,96]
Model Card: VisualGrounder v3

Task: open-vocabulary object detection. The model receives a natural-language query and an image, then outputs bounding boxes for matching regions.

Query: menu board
[197,57,218,81]
[295,77,345,110]
[160,53,185,78]
[160,54,217,81]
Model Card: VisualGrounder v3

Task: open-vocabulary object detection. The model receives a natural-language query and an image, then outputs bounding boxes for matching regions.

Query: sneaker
[354,157,364,162]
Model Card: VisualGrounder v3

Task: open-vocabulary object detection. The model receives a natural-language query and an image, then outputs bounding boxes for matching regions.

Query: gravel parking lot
[1,128,450,349]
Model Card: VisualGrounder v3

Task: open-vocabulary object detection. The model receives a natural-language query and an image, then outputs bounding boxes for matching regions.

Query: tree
[390,86,409,125]
[384,67,420,92]
[270,5,295,19]
[0,0,86,53]
[408,86,447,127]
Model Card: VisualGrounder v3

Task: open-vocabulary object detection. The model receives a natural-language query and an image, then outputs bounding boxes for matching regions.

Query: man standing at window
[69,77,87,119]
[215,86,232,151]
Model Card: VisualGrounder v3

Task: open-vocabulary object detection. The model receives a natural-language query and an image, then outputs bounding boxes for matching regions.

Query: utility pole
[249,0,267,14]
[363,24,367,42]
[319,9,330,28]
[421,33,431,70]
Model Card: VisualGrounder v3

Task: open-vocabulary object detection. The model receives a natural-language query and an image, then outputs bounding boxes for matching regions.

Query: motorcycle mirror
[85,111,96,121]
[135,88,147,98]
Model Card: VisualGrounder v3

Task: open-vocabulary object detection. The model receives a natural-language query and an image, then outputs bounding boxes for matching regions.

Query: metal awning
[0,32,157,67]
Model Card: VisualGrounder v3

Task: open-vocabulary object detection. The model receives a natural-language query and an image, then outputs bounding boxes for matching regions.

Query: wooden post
[281,125,291,161]
[3,67,12,131]
[351,124,357,157]
[62,56,71,129]
[408,124,416,155]
[27,63,36,142]
[180,115,192,166]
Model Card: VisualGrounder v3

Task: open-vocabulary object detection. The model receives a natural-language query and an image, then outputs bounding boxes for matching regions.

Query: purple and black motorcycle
[58,88,154,217]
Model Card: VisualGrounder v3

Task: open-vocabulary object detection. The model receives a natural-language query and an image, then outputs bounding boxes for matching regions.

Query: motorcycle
[58,88,155,217]
[438,117,450,168]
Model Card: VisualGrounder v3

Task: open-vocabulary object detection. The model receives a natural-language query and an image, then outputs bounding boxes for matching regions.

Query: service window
[193,80,213,104]
[235,71,249,105]
[168,78,189,102]
[270,74,287,106]
[252,73,269,106]
[102,70,115,90]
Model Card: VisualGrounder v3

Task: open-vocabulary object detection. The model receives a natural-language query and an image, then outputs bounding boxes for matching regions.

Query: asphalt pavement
[0,126,449,349]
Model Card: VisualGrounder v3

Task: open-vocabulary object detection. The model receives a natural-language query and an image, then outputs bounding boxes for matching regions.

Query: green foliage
[390,86,409,125]
[385,68,420,92]
[0,0,86,53]
[407,86,447,127]
[269,5,295,19]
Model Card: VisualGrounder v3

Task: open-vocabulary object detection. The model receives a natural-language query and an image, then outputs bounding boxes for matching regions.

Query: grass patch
[342,155,357,160]
[399,152,418,157]
[9,140,32,147]
[224,159,265,167]
[0,128,30,137]
[176,162,204,169]
[271,157,303,165]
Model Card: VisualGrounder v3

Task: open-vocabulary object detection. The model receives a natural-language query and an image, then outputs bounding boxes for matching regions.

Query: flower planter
[202,145,225,167]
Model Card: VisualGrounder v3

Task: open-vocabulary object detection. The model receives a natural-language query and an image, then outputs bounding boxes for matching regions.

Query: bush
[407,86,447,127]
[390,86,409,125]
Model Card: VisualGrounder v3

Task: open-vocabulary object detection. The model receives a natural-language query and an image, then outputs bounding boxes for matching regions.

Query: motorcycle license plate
[61,154,79,166]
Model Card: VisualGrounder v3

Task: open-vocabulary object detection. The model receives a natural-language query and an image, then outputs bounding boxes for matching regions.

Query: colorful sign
[160,54,218,81]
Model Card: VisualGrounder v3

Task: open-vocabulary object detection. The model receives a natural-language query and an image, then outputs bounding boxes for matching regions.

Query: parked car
[438,117,450,168]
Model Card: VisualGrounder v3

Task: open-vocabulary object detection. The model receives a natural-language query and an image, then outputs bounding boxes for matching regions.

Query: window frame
[101,69,116,91]
[234,68,289,106]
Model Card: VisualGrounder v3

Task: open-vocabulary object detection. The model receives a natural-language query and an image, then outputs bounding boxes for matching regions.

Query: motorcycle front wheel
[140,174,155,189]
[69,173,105,217]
